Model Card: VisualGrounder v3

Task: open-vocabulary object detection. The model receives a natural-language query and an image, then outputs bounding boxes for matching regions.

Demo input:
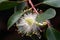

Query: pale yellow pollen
[35,32,38,35]
[35,22,43,26]
[35,21,47,26]
[24,18,47,27]
[43,22,47,25]
[33,32,35,34]
[25,18,34,26]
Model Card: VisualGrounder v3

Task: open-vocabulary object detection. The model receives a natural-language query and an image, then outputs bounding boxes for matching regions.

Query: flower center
[25,18,34,26]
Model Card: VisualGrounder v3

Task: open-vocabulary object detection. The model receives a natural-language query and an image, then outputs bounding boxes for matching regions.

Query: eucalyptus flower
[16,13,47,36]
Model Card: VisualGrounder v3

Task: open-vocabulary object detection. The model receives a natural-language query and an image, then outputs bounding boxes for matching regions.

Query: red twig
[46,20,51,28]
[28,0,38,14]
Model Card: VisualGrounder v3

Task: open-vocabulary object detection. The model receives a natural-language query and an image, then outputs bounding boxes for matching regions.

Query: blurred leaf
[0,0,8,3]
[17,2,26,10]
[36,8,56,22]
[0,1,19,10]
[0,1,26,10]
[7,11,24,29]
[46,27,60,40]
[43,0,60,7]
[7,1,26,29]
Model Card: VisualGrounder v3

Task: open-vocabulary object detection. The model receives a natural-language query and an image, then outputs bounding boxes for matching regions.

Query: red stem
[46,20,51,28]
[28,0,38,14]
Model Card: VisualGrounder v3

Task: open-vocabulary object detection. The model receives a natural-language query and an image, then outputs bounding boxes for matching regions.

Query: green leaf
[7,1,26,29]
[43,0,60,7]
[17,2,26,10]
[0,1,26,10]
[7,11,24,29]
[46,27,60,40]
[36,8,56,22]
[0,1,19,10]
[0,0,8,3]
